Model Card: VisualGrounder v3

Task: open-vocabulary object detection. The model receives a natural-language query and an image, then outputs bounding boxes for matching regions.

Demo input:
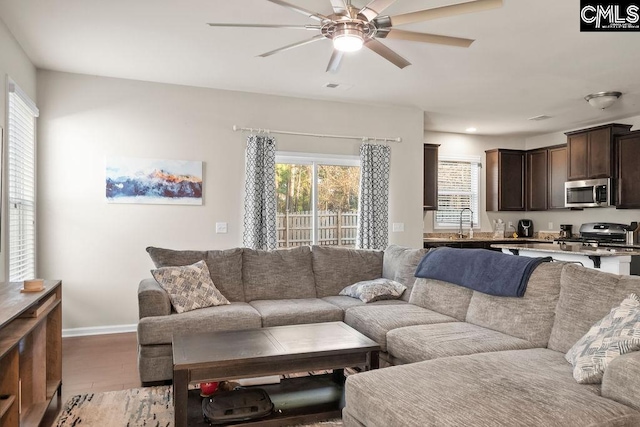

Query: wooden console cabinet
[0,281,62,427]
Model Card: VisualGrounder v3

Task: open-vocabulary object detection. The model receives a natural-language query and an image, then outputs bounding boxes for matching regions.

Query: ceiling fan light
[333,33,364,52]
[585,91,622,110]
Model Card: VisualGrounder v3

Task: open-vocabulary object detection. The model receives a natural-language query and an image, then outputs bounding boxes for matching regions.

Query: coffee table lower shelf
[186,374,344,426]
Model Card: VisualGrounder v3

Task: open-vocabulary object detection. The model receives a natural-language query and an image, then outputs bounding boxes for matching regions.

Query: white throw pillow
[565,293,640,384]
[151,260,230,313]
[339,278,407,303]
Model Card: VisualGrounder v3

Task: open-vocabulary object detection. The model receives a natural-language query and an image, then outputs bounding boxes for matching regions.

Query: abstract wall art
[106,157,203,205]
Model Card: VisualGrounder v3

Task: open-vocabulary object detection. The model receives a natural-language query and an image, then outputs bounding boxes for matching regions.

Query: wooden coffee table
[172,321,380,427]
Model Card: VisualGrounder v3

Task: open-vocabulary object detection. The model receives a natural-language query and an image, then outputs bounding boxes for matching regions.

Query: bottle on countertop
[493,219,505,239]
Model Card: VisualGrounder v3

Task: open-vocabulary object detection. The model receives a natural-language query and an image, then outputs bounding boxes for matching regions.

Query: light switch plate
[215,222,228,234]
[392,223,405,232]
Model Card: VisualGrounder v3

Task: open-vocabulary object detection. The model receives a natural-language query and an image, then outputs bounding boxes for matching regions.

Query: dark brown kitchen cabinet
[566,123,632,180]
[526,149,548,211]
[423,144,439,210]
[486,149,526,211]
[616,130,640,208]
[548,145,568,209]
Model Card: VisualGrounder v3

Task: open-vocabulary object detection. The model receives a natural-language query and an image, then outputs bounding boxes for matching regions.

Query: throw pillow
[565,293,640,384]
[151,260,230,313]
[339,278,407,303]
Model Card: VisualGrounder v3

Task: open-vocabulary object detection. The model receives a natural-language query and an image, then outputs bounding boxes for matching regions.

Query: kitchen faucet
[458,208,474,239]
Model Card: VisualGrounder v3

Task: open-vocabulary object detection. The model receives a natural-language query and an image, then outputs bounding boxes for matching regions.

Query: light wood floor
[42,332,140,426]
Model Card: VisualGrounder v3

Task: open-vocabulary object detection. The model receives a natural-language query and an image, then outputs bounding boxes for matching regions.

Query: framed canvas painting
[106,157,203,205]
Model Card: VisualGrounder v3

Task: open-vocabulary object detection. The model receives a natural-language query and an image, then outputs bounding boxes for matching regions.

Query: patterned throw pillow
[151,260,230,313]
[565,293,640,384]
[339,278,407,303]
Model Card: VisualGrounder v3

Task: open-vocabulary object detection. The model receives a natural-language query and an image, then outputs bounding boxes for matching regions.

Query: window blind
[435,157,480,228]
[8,80,39,281]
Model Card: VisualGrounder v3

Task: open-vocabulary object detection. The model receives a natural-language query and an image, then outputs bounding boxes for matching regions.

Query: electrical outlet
[392,223,405,232]
[548,222,554,230]
[215,222,228,234]
[508,221,513,228]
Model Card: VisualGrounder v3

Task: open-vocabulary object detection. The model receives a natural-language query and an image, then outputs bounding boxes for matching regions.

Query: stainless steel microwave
[565,178,611,208]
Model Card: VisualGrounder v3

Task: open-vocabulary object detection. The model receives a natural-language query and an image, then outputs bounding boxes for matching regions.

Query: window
[275,153,360,247]
[435,155,481,229]
[7,79,39,281]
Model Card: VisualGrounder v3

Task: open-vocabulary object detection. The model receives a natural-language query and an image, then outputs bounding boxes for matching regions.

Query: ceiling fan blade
[207,23,321,30]
[267,0,329,22]
[364,38,410,69]
[328,0,348,14]
[326,50,344,73]
[360,0,398,21]
[258,34,325,57]
[390,0,503,26]
[382,29,474,48]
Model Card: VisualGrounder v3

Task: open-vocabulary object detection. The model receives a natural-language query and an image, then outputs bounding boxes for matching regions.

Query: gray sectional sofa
[138,244,640,426]
[137,244,425,384]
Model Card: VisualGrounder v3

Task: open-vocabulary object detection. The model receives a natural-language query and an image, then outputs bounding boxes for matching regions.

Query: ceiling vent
[528,115,552,121]
[323,82,354,91]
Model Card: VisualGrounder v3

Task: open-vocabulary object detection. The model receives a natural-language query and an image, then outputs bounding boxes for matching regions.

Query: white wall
[422,131,526,233]
[0,18,37,281]
[36,70,424,330]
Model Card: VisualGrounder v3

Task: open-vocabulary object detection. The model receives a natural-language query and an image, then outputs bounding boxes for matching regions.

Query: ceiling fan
[208,0,503,72]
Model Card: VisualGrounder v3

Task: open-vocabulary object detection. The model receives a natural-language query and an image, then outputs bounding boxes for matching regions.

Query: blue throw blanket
[415,247,552,297]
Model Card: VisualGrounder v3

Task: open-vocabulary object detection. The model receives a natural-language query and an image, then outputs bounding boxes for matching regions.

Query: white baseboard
[62,324,137,338]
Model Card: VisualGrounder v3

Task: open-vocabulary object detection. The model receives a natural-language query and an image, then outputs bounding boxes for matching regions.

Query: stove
[555,223,628,247]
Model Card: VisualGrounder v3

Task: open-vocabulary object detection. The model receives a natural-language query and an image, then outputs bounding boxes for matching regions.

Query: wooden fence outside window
[277,211,357,247]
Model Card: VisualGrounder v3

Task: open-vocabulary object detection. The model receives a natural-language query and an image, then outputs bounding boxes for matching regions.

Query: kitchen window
[275,152,360,247]
[434,155,481,229]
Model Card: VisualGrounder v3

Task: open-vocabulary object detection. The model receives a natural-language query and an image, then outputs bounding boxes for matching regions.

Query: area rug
[54,386,343,427]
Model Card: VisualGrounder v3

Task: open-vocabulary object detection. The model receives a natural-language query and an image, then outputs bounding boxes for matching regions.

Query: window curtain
[356,143,391,250]
[243,135,277,250]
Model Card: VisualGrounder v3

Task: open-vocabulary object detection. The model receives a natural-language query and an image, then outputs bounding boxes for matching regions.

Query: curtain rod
[232,125,402,143]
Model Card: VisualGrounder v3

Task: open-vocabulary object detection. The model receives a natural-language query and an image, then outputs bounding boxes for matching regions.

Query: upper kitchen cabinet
[548,145,568,209]
[526,148,548,211]
[423,144,439,210]
[486,149,526,211]
[566,123,632,180]
[616,130,640,209]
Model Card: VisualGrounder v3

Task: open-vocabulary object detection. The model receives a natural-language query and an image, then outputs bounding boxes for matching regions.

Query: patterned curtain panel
[243,135,277,250]
[357,143,391,250]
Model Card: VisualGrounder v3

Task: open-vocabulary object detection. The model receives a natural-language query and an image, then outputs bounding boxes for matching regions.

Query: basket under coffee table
[172,321,380,427]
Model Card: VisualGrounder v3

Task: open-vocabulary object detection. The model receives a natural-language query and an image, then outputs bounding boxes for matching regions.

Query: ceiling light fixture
[333,23,365,52]
[466,127,477,133]
[584,91,622,110]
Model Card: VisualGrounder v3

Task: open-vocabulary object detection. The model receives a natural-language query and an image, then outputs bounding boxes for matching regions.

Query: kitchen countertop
[491,242,640,256]
[423,237,548,243]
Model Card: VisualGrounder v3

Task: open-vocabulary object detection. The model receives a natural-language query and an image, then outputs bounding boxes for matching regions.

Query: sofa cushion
[344,348,640,427]
[249,299,343,327]
[344,305,456,351]
[242,246,316,301]
[137,302,261,345]
[322,296,407,311]
[312,246,383,298]
[549,263,640,353]
[465,261,564,347]
[382,245,428,302]
[386,322,535,364]
[151,261,230,313]
[409,278,473,321]
[146,246,245,302]
[566,293,640,384]
[602,351,640,412]
[339,278,406,303]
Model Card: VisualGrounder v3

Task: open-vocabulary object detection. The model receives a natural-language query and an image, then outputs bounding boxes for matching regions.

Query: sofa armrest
[138,278,171,319]
[601,351,640,411]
